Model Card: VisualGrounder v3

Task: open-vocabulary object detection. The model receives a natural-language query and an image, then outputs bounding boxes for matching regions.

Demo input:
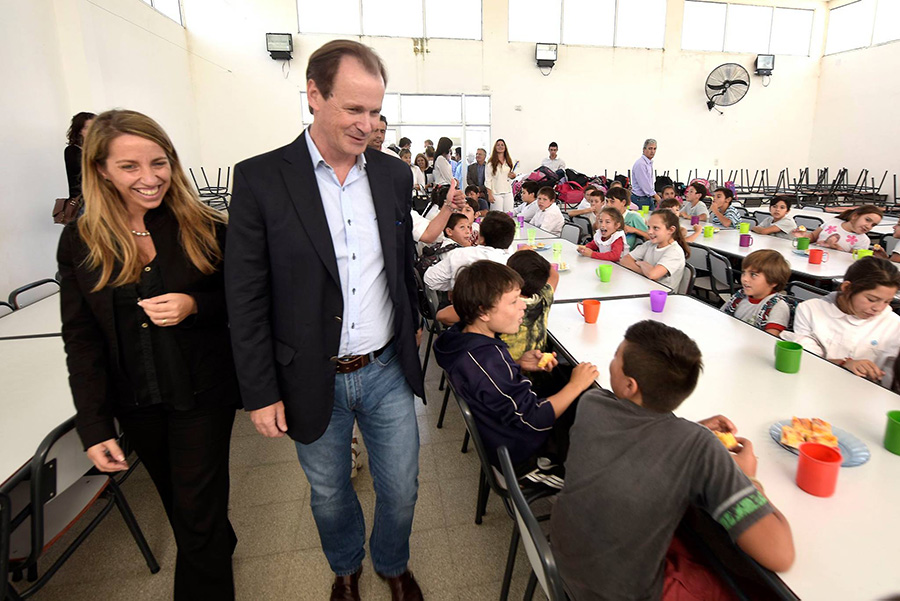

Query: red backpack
[555,181,584,206]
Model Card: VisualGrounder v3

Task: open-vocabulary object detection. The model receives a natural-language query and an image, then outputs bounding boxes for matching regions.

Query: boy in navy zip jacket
[433,260,598,469]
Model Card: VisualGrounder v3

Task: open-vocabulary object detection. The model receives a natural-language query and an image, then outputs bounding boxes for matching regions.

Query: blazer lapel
[365,150,398,294]
[280,132,340,287]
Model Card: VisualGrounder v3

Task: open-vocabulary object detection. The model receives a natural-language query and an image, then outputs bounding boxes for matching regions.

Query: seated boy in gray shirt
[549,320,794,600]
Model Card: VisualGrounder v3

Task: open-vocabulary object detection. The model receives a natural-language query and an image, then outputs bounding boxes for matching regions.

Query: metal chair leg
[524,571,538,600]
[461,431,469,454]
[436,387,451,429]
[439,371,446,391]
[499,526,519,601]
[108,479,160,574]
[475,470,489,525]
[422,326,435,378]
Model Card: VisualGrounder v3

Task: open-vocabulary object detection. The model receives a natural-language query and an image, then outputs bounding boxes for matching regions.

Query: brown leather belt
[333,339,393,374]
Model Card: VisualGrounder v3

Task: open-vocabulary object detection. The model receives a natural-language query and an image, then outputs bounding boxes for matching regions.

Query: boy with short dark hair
[514,180,542,222]
[423,211,516,291]
[433,261,598,469]
[752,197,797,240]
[442,213,473,248]
[530,186,565,236]
[720,249,792,336]
[606,187,649,250]
[709,187,741,228]
[465,184,489,213]
[550,320,795,600]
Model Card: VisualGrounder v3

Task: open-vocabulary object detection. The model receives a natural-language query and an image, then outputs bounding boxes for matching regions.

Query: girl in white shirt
[619,210,688,289]
[432,137,454,187]
[797,205,883,253]
[486,138,517,213]
[786,257,900,386]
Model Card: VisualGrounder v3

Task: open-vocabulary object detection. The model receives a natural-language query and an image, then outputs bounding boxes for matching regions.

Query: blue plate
[791,249,810,256]
[769,420,870,467]
[531,244,552,251]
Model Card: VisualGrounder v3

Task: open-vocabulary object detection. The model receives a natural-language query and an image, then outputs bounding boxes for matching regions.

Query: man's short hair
[714,187,734,200]
[445,212,469,233]
[425,146,435,158]
[479,211,516,249]
[306,40,386,114]
[521,181,541,196]
[643,138,657,149]
[399,137,411,148]
[622,321,702,413]
[379,115,388,126]
[549,142,558,149]
[453,261,524,326]
[606,187,628,202]
[771,196,792,210]
[537,186,556,201]
[658,198,680,210]
[742,250,791,292]
[476,147,487,155]
[465,185,480,196]
[507,250,551,297]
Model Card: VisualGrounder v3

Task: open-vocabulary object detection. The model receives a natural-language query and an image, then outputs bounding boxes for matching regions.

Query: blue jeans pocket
[373,342,398,368]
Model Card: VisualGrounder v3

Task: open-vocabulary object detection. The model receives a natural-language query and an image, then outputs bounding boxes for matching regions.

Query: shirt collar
[304,127,367,173]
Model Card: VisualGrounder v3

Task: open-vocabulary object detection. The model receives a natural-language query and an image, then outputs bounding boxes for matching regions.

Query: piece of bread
[537,352,554,369]
[874,244,883,251]
[780,426,804,448]
[798,225,807,232]
[781,417,837,449]
[714,431,738,450]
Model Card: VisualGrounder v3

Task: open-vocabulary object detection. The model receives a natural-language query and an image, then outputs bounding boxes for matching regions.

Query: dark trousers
[117,403,237,601]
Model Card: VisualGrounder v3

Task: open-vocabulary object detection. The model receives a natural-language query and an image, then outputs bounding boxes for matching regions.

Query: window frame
[824,0,900,56]
[140,0,183,26]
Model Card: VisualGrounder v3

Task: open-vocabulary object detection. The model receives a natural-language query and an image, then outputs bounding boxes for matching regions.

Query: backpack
[555,181,585,206]
[527,166,560,185]
[564,169,589,187]
[722,291,800,332]
[654,175,674,194]
[415,242,460,278]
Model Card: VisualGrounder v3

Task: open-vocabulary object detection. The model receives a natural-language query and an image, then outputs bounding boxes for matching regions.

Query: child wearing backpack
[720,250,792,336]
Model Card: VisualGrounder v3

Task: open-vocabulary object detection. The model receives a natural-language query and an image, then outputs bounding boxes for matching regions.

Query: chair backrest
[677,263,696,296]
[450,382,508,498]
[799,205,825,212]
[8,279,59,310]
[707,250,734,295]
[497,447,567,601]
[413,270,439,321]
[0,301,13,318]
[570,215,593,242]
[794,215,824,231]
[884,236,899,255]
[686,243,710,274]
[561,224,580,244]
[786,280,829,301]
[0,491,9,601]
[752,210,770,223]
[740,216,757,227]
[734,206,749,218]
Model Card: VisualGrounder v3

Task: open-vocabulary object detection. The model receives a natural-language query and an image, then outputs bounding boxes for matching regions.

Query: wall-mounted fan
[705,63,750,112]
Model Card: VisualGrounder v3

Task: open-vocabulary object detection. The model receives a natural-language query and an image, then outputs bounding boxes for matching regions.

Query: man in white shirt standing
[541,141,566,172]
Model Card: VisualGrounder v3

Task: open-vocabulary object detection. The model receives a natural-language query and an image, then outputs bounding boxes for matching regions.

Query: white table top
[0,337,75,481]
[682,219,856,280]
[508,238,669,302]
[512,225,557,241]
[0,295,62,340]
[750,208,896,236]
[548,296,900,600]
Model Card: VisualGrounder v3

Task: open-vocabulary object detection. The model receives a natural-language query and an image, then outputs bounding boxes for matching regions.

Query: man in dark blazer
[225,41,425,601]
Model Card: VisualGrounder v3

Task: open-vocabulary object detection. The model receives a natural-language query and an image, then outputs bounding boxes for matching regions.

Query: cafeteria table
[508,238,669,302]
[752,207,895,237]
[547,295,900,600]
[0,337,74,480]
[0,295,62,340]
[512,225,557,241]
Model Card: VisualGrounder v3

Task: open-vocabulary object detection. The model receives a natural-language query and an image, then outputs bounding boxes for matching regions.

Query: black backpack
[565,169,590,187]
[415,242,460,278]
[655,175,674,194]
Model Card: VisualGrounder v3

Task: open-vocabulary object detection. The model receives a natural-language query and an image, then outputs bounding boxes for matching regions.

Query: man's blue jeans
[632,194,654,210]
[294,342,419,577]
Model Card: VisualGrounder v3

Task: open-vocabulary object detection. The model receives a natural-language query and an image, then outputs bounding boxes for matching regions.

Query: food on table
[780,417,839,449]
[874,244,883,251]
[537,352,554,369]
[559,262,568,270]
[713,431,738,450]
[798,225,807,232]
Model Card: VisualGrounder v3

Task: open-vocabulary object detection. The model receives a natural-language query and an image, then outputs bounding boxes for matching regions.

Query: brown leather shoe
[378,570,423,601]
[330,566,362,601]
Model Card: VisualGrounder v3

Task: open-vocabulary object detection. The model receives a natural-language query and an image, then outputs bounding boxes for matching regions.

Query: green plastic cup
[793,237,811,251]
[527,228,537,245]
[596,264,613,282]
[703,225,714,238]
[774,340,802,374]
[739,222,750,234]
[884,411,900,456]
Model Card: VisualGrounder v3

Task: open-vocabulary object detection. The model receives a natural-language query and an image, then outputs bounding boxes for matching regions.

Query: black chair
[2,418,159,598]
[0,491,23,601]
[189,167,230,212]
[0,301,13,319]
[570,215,594,243]
[497,447,568,601]
[413,271,444,405]
[786,281,829,301]
[794,215,824,231]
[676,263,696,296]
[560,224,580,245]
[740,216,758,227]
[7,280,59,310]
[449,383,557,601]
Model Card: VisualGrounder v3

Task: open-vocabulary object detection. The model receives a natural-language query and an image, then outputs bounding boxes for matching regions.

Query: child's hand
[843,358,885,381]
[731,437,758,478]
[577,246,591,257]
[624,225,636,234]
[570,362,599,390]
[873,246,888,259]
[518,350,557,372]
[698,415,737,434]
[692,224,702,233]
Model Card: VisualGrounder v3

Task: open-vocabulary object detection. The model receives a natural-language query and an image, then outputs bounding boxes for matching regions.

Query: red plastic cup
[796,442,842,497]
[577,300,600,324]
[808,249,829,264]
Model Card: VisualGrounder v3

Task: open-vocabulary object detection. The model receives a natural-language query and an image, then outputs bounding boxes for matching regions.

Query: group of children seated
[412,176,900,598]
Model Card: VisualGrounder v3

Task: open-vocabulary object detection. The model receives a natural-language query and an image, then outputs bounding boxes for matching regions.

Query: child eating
[620,210,688,289]
[752,197,797,240]
[660,198,701,242]
[796,205,883,253]
[708,187,741,229]
[720,250,792,336]
[577,207,628,262]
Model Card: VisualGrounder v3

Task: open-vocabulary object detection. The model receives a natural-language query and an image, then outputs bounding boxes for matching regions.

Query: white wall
[0,0,199,298]
[809,40,900,191]
[184,0,827,181]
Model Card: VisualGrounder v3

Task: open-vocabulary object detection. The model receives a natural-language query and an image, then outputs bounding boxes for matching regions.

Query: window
[140,0,182,25]
[825,0,875,55]
[683,1,813,57]
[297,0,482,40]
[872,0,900,46]
[509,0,562,44]
[299,93,491,162]
[562,0,615,47]
[615,0,666,49]
[513,0,665,48]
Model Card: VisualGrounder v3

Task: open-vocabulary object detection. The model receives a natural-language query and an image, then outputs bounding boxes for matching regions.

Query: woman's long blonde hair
[79,110,225,291]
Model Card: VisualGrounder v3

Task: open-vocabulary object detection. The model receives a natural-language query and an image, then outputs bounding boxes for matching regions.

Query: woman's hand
[508,171,516,179]
[138,293,198,327]
[86,439,129,472]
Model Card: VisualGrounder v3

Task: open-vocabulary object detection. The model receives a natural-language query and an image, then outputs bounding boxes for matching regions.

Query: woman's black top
[64,145,83,199]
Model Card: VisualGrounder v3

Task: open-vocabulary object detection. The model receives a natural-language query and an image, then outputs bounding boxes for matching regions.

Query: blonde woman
[57,109,239,599]
[486,138,517,213]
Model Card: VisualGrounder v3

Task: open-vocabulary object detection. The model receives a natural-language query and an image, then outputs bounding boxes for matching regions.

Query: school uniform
[818,218,872,252]
[629,240,685,289]
[584,230,628,262]
[757,215,797,240]
[531,204,565,237]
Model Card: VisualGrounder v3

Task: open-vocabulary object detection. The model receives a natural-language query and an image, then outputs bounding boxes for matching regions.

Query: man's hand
[251,401,288,438]
[86,439,129,472]
[416,327,423,347]
[447,178,466,210]
[698,415,737,434]
[731,436,758,478]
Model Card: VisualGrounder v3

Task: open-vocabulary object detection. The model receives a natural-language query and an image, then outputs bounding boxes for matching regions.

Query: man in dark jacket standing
[225,40,425,601]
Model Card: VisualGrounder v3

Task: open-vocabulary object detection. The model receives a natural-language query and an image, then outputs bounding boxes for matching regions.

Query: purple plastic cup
[690,216,700,226]
[650,290,668,313]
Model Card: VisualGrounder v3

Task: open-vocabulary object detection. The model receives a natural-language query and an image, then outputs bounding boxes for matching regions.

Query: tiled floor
[21,349,549,600]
